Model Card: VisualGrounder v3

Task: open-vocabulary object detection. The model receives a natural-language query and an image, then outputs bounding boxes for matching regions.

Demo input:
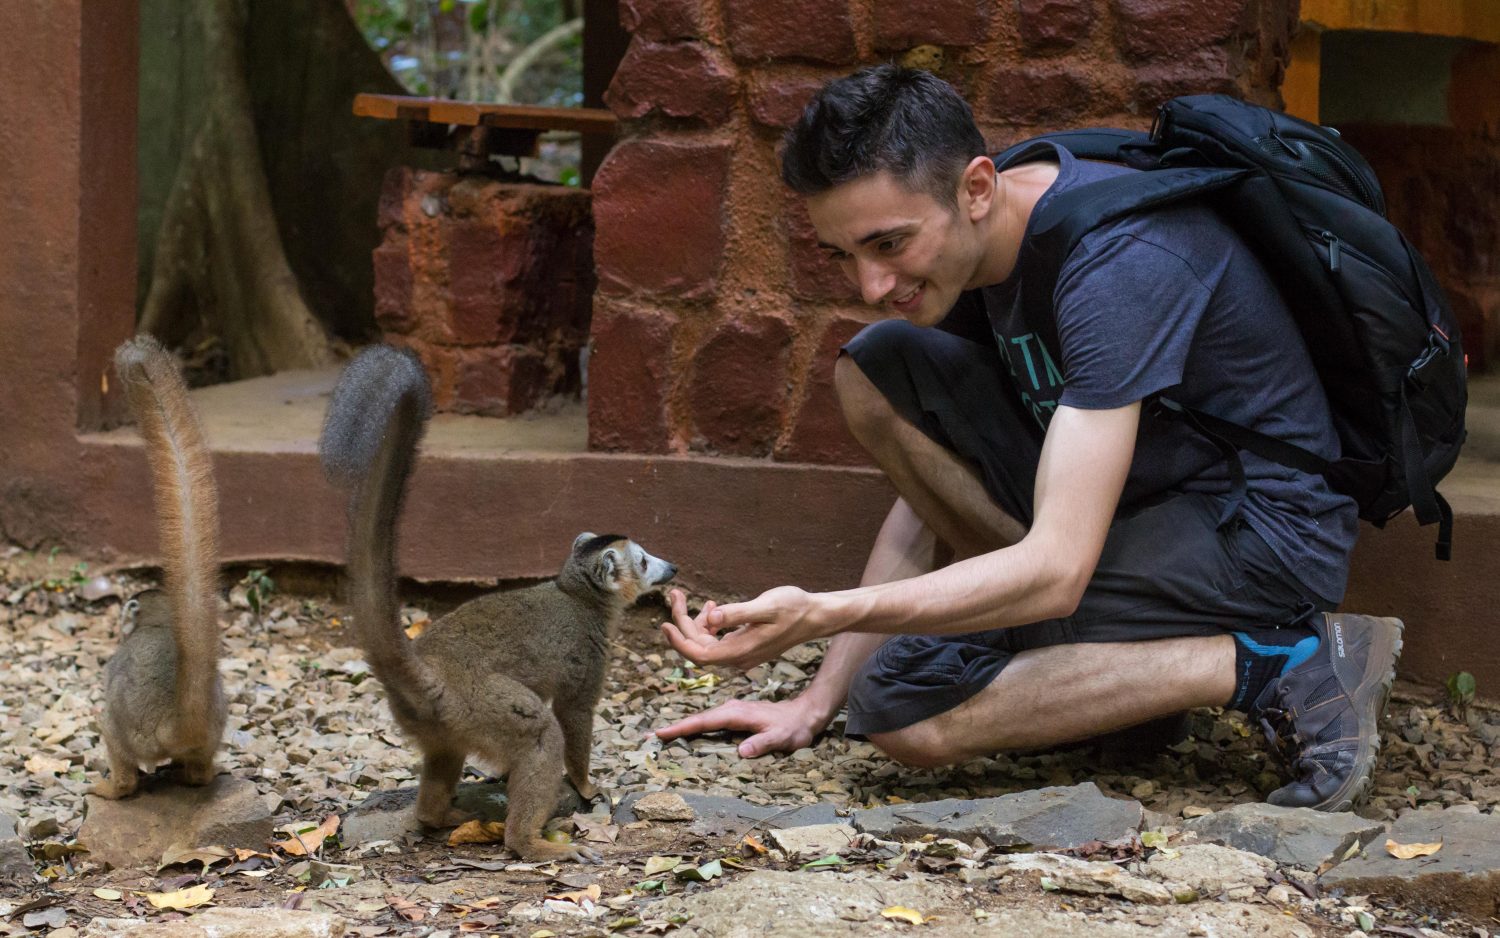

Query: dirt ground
[1,545,1496,936]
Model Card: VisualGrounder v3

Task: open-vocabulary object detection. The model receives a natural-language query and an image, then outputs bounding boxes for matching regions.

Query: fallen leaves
[881,905,930,925]
[24,753,70,775]
[272,814,341,856]
[1385,839,1443,859]
[447,819,507,846]
[145,884,215,910]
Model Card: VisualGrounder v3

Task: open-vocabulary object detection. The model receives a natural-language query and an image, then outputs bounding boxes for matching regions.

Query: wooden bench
[353,93,618,173]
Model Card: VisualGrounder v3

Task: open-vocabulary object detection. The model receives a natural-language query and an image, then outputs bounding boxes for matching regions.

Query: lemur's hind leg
[90,743,142,799]
[553,696,599,801]
[415,750,469,828]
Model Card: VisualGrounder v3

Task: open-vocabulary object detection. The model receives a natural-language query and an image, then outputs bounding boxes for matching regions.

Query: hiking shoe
[1252,612,1404,812]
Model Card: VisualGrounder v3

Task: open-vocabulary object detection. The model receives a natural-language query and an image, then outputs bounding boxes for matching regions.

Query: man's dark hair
[780,64,987,208]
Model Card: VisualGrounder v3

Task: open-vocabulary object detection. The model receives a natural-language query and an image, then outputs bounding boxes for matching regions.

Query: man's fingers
[668,590,713,643]
[661,622,730,666]
[656,701,763,740]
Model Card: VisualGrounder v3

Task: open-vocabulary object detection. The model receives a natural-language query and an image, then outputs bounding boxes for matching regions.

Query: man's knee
[834,354,896,445]
[866,722,963,770]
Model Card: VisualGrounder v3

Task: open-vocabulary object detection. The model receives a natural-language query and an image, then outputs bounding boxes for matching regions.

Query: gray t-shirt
[982,146,1359,603]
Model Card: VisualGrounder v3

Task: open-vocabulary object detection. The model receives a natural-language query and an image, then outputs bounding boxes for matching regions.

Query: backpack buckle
[1407,331,1450,390]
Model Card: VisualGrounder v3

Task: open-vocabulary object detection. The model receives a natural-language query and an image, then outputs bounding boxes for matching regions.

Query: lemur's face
[571,532,677,603]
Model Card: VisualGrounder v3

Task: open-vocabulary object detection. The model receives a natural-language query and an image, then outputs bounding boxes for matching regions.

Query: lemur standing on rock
[319,345,676,863]
[93,337,226,798]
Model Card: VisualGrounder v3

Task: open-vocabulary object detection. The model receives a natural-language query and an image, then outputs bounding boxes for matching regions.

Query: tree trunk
[138,0,437,380]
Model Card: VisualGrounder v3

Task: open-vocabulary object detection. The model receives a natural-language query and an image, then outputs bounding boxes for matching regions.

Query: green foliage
[239,568,276,618]
[1446,670,1477,718]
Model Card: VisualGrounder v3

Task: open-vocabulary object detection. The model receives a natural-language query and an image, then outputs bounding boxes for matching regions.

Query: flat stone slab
[852,783,1143,850]
[1183,802,1387,870]
[613,791,839,837]
[1320,808,1500,918]
[765,823,860,860]
[651,869,1313,938]
[1142,843,1276,898]
[650,869,959,937]
[0,814,32,887]
[78,776,278,870]
[341,780,589,846]
[84,907,344,937]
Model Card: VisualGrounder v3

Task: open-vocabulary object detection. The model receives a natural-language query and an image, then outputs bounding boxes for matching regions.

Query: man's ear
[961,155,997,221]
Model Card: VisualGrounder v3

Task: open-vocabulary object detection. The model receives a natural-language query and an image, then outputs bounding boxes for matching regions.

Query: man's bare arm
[663,403,1139,670]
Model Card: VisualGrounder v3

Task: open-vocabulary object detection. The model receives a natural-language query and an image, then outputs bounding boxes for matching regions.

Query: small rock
[27,816,61,840]
[1048,864,1174,904]
[78,776,275,869]
[0,814,33,886]
[85,907,345,936]
[766,823,858,860]
[628,791,695,822]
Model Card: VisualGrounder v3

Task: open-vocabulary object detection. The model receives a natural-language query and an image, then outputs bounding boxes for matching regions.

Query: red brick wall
[587,0,1300,462]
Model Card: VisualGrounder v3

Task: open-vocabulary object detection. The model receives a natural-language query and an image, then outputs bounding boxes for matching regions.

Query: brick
[748,73,826,130]
[687,314,794,457]
[783,195,858,303]
[587,302,679,454]
[1017,0,1095,53]
[873,0,991,50]
[605,39,738,124]
[1129,48,1238,113]
[594,140,732,298]
[1111,0,1252,63]
[724,0,855,64]
[371,240,414,335]
[452,345,552,416]
[619,0,706,42]
[777,312,878,466]
[983,64,1096,126]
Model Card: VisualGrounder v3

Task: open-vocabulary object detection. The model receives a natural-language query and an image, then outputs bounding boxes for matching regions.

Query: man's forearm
[799,630,889,723]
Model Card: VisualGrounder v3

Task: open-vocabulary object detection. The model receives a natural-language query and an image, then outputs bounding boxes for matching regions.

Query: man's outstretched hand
[659,586,827,672]
[654,697,830,758]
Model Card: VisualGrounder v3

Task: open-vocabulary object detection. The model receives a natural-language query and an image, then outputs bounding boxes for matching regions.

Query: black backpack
[994,94,1468,559]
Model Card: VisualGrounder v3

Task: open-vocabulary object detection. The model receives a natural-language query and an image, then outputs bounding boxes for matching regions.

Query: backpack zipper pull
[1320,230,1342,272]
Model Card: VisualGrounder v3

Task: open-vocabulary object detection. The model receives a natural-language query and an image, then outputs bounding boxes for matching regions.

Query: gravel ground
[1,545,1496,935]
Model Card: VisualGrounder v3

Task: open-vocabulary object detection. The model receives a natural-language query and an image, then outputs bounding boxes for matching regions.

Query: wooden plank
[354,92,617,135]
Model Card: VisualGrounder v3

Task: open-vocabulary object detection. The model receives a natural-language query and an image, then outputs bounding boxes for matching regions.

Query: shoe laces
[1258,688,1304,764]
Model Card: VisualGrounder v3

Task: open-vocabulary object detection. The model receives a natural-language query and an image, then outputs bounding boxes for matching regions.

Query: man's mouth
[890,283,924,311]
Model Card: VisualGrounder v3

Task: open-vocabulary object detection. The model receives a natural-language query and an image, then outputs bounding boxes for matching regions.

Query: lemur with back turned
[93,337,226,798]
[319,346,676,864]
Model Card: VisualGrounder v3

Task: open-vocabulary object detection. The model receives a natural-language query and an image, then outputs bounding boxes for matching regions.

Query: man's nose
[856,259,895,306]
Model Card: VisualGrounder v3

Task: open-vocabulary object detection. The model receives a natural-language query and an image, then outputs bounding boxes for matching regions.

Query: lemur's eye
[638,557,647,571]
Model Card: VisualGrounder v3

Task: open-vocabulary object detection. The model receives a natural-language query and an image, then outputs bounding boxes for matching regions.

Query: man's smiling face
[805,170,985,328]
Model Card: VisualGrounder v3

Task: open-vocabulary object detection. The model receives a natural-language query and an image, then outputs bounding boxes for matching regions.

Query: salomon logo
[1334,621,1346,658]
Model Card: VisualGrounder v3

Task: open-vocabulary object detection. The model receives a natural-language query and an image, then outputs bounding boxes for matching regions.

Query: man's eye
[878,238,903,253]
[827,250,850,262]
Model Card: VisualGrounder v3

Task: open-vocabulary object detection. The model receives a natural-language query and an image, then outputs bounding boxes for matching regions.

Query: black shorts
[840,318,1331,738]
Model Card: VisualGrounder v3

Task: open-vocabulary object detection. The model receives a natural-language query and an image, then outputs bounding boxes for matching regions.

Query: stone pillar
[0,0,138,547]
[587,0,1298,464]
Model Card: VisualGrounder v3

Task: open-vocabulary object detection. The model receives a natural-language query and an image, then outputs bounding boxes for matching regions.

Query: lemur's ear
[598,548,620,585]
[573,531,597,551]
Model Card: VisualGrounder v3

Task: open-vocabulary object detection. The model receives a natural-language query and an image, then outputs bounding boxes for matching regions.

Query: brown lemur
[93,337,226,798]
[318,345,676,864]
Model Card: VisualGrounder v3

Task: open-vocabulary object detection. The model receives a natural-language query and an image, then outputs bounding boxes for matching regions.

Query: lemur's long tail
[113,336,223,749]
[319,345,444,726]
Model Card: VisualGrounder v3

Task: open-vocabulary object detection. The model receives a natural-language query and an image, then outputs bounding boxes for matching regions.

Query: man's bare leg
[868,636,1237,767]
[835,355,1237,766]
[836,356,1025,558]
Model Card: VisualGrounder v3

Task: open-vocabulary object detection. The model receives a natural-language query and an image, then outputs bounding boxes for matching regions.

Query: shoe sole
[1316,614,1404,812]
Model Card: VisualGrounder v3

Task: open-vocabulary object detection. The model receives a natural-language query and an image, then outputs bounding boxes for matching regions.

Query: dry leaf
[273,814,341,856]
[386,894,425,922]
[642,855,682,877]
[93,887,123,901]
[740,834,768,855]
[1385,838,1442,859]
[234,848,274,862]
[159,844,233,871]
[882,906,928,925]
[546,884,602,905]
[404,620,427,640]
[447,819,506,846]
[24,754,69,776]
[145,885,215,910]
